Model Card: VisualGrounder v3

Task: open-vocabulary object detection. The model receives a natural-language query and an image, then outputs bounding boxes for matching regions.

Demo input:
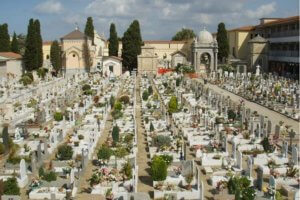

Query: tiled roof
[257,16,299,27]
[144,40,187,44]
[228,26,255,32]
[43,41,53,45]
[0,52,22,59]
[61,30,86,40]
[103,56,122,61]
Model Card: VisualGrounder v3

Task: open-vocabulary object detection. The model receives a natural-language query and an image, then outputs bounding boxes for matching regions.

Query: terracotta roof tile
[0,52,22,59]
[258,16,299,27]
[144,40,187,44]
[228,26,255,32]
[61,30,86,40]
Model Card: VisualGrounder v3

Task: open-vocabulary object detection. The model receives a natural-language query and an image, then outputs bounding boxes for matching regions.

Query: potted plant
[185,173,194,190]
[105,188,114,200]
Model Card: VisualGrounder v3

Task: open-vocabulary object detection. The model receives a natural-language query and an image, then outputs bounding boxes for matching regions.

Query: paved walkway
[136,76,153,198]
[198,79,299,134]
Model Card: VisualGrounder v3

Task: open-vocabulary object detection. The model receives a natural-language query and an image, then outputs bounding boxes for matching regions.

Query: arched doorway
[198,53,211,74]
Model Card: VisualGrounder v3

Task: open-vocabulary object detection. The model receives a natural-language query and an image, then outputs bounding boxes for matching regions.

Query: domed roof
[197,29,213,44]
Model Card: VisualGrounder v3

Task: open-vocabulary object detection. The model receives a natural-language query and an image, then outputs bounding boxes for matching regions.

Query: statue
[256,65,261,76]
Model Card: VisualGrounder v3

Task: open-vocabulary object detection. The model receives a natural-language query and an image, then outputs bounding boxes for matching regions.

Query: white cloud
[34,0,63,14]
[245,2,277,18]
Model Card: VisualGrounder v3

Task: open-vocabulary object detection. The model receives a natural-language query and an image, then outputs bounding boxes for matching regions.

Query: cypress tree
[82,37,92,73]
[0,24,11,52]
[216,22,229,62]
[108,23,119,57]
[2,125,9,153]
[50,40,62,73]
[84,17,94,45]
[24,19,38,71]
[34,20,43,69]
[122,20,142,71]
[11,32,19,53]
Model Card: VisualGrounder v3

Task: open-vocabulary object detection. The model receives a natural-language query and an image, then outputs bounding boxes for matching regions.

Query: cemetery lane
[136,75,153,197]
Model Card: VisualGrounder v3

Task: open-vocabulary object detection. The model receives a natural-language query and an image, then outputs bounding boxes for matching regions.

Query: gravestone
[257,167,263,190]
[267,120,272,135]
[282,141,288,158]
[19,159,28,187]
[269,175,276,191]
[247,156,252,177]
[223,136,227,152]
[292,145,299,166]
[31,154,37,174]
[200,181,204,200]
[275,125,280,138]
[236,150,242,170]
[37,143,42,163]
[232,138,237,159]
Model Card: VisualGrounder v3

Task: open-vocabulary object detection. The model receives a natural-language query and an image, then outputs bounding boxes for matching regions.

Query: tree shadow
[139,175,153,187]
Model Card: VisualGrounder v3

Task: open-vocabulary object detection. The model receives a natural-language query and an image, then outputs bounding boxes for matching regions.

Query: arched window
[46,55,50,59]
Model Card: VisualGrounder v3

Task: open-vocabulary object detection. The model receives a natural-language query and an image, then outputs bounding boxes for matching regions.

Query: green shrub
[168,96,178,113]
[97,145,112,162]
[57,145,73,160]
[82,84,91,91]
[160,154,173,166]
[54,112,63,121]
[78,135,84,140]
[119,95,130,104]
[37,68,48,79]
[153,135,171,149]
[122,162,133,179]
[3,177,20,195]
[112,125,120,144]
[261,137,275,153]
[19,75,33,86]
[151,156,167,181]
[114,101,122,111]
[42,171,57,182]
[227,109,236,121]
[142,90,149,101]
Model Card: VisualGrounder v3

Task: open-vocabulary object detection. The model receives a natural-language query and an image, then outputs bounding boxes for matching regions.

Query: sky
[0,0,299,41]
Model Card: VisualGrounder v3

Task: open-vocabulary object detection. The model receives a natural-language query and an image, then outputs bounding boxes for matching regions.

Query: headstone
[236,150,242,170]
[267,120,272,135]
[70,168,75,186]
[223,136,227,152]
[31,154,37,174]
[282,141,288,158]
[269,175,276,191]
[37,143,42,162]
[20,159,27,180]
[232,139,237,159]
[247,156,252,177]
[292,146,299,166]
[257,167,263,191]
[275,125,280,138]
[200,181,204,200]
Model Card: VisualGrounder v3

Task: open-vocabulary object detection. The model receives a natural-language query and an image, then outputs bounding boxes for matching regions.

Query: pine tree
[172,28,196,41]
[108,23,119,57]
[122,20,142,71]
[34,20,43,69]
[84,17,94,45]
[24,19,38,71]
[0,24,11,52]
[82,37,92,73]
[11,32,19,53]
[216,22,229,62]
[50,40,62,73]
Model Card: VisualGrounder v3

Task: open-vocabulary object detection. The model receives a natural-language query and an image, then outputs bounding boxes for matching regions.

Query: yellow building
[226,26,255,60]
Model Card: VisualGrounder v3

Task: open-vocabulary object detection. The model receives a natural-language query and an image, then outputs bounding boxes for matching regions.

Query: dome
[197,29,213,44]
